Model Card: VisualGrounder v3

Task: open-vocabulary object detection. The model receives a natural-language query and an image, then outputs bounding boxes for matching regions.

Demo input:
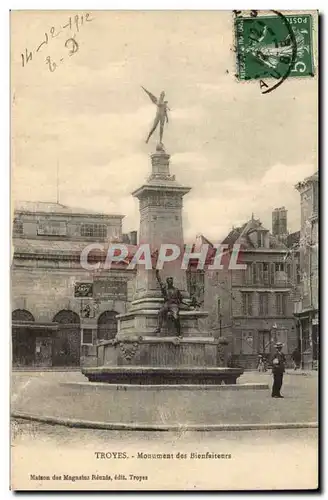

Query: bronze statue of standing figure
[142,87,170,146]
[154,269,182,337]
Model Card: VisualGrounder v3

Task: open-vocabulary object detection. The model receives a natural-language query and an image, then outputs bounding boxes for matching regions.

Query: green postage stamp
[235,12,315,82]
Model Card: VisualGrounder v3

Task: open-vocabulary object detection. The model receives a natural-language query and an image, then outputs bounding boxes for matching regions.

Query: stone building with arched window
[11,201,136,367]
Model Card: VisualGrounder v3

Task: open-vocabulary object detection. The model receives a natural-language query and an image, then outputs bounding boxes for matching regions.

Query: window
[258,330,271,353]
[97,311,118,340]
[252,263,267,284]
[242,292,253,316]
[313,182,318,216]
[257,232,265,248]
[269,263,275,285]
[275,263,285,272]
[296,264,301,285]
[81,223,107,238]
[257,263,268,285]
[276,293,287,316]
[263,263,269,284]
[243,264,252,284]
[82,328,93,345]
[259,293,269,316]
[252,263,257,284]
[13,218,23,236]
[37,221,67,236]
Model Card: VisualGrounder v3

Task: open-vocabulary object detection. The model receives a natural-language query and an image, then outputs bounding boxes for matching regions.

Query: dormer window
[257,231,265,248]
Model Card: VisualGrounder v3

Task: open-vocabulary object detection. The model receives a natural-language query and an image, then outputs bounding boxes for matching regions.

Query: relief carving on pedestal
[119,341,139,361]
[140,194,182,210]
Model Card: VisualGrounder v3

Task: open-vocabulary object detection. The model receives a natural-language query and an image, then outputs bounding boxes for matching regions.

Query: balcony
[241,274,292,289]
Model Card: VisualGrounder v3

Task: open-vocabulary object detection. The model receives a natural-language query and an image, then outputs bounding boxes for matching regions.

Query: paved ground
[11,419,318,490]
[11,370,318,427]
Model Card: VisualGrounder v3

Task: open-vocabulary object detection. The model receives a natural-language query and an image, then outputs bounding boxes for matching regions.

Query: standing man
[271,342,286,398]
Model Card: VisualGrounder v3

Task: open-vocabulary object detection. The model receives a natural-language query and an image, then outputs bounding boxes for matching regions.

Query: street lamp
[217,298,222,337]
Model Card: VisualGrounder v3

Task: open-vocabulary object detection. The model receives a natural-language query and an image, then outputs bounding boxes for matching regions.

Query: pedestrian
[257,354,265,372]
[263,353,268,372]
[271,342,286,398]
[291,347,301,370]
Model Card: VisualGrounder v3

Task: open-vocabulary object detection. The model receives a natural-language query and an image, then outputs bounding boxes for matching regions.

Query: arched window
[12,309,34,322]
[97,311,118,340]
[53,310,80,325]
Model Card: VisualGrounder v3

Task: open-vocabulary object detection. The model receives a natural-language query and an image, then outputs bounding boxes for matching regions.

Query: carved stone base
[82,365,244,385]
[117,308,208,337]
[98,336,221,365]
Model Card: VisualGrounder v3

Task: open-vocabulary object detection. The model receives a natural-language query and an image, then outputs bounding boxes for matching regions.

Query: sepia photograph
[10,9,318,491]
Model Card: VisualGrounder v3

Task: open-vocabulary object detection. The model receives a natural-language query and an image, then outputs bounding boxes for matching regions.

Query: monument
[82,89,244,385]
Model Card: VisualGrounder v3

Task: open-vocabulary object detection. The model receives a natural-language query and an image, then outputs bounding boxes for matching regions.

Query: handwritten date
[21,12,93,69]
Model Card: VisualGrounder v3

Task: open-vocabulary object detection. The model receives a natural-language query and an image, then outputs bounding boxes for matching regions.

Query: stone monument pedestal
[82,146,244,385]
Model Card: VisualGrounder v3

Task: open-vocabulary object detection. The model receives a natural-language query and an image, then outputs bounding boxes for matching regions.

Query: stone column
[131,148,191,307]
[115,146,209,340]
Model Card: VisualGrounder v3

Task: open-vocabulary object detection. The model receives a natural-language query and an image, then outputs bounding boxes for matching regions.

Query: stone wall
[12,264,134,323]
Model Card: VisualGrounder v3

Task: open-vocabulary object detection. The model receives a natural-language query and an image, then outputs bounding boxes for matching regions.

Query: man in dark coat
[154,270,182,336]
[271,342,286,398]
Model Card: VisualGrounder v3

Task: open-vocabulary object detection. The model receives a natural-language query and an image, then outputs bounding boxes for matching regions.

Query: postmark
[234,11,315,94]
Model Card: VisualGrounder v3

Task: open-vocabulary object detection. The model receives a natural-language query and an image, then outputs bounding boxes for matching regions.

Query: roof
[295,171,318,190]
[221,217,287,250]
[14,201,124,219]
[268,234,288,249]
[193,234,214,250]
[12,238,97,255]
[241,218,269,235]
[287,231,300,249]
[221,224,247,246]
[13,238,138,255]
[306,171,319,182]
[12,238,138,271]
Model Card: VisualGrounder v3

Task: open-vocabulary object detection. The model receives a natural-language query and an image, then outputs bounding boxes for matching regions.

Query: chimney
[272,207,288,242]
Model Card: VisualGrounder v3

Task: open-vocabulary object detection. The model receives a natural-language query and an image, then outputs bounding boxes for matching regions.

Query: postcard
[11,9,318,491]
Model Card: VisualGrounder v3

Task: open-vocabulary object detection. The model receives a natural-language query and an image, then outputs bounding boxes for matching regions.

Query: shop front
[12,320,58,367]
[296,309,319,370]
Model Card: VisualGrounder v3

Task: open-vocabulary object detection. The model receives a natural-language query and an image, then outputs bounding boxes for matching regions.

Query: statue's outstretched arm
[141,86,158,105]
[155,269,163,286]
[155,270,167,298]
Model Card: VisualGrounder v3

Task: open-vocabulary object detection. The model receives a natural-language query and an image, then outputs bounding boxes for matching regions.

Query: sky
[11,11,318,242]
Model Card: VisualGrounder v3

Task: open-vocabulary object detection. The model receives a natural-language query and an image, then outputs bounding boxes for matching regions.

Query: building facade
[187,214,299,369]
[11,201,135,367]
[12,199,307,370]
[294,172,319,369]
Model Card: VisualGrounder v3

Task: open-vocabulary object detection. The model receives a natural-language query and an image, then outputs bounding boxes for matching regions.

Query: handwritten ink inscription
[21,13,93,73]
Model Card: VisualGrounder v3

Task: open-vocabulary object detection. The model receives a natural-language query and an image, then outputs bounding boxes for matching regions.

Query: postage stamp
[235,12,315,82]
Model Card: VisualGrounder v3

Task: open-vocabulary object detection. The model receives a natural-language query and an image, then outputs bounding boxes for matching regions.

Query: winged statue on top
[141,86,170,147]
